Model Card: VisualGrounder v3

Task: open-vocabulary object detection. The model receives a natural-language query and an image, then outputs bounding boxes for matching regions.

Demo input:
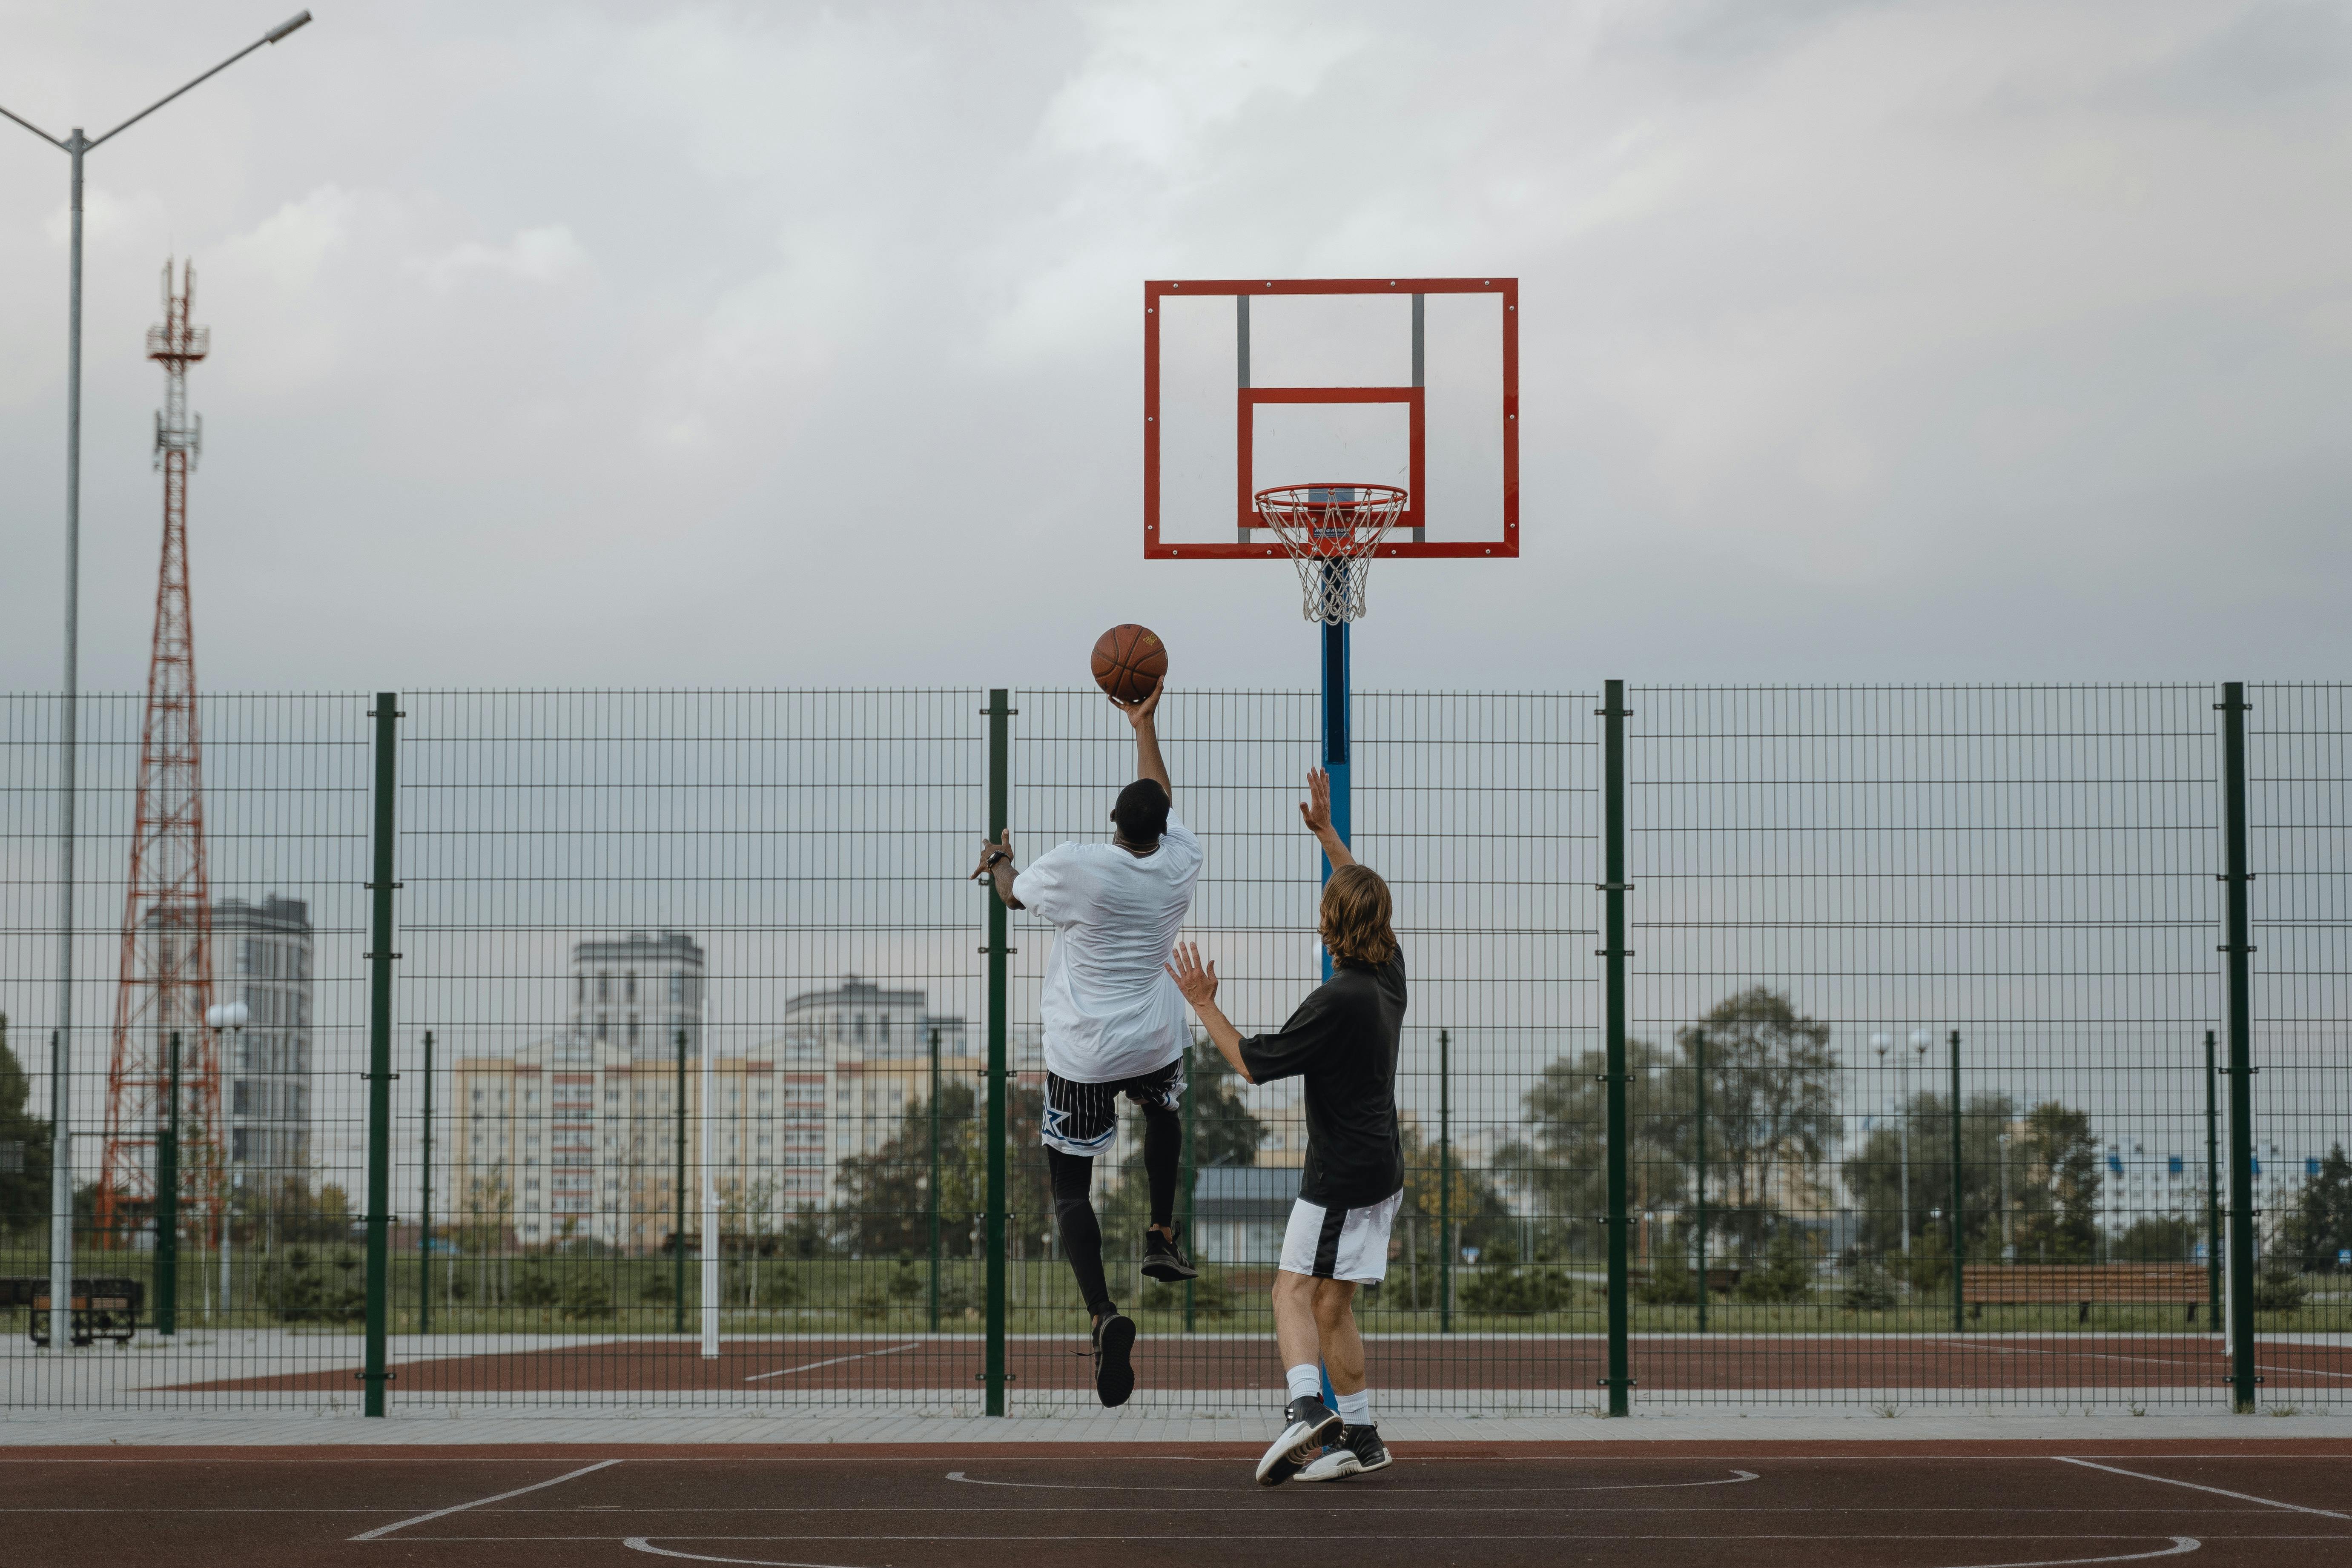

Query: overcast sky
[3,0,2349,697]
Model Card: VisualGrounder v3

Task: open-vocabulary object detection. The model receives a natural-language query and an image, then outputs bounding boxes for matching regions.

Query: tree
[2012,1102,2101,1264]
[1841,1090,2021,1258]
[1184,1043,1268,1171]
[1845,1096,2101,1266]
[1493,1036,1683,1262]
[0,1012,57,1237]
[1674,989,1839,1257]
[2282,1144,2352,1274]
[833,1077,1054,1259]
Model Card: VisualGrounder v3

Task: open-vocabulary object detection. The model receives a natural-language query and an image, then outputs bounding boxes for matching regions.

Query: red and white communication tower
[95,259,223,1245]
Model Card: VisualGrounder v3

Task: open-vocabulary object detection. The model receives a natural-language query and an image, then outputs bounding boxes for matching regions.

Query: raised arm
[1115,678,1170,801]
[970,830,1024,909]
[1165,941,1251,1083]
[1299,767,1354,869]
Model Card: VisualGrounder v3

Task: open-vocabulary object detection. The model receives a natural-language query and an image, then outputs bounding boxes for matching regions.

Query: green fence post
[2219,681,2257,1410]
[675,1027,688,1334]
[1949,1029,1965,1334]
[1601,679,1632,1416]
[154,1029,180,1336]
[419,1028,433,1336]
[1180,1050,1196,1332]
[929,1026,942,1334]
[984,688,1011,1415]
[363,693,400,1417]
[1438,1027,1452,1333]
[2204,1029,2222,1331]
[1693,1026,1706,1334]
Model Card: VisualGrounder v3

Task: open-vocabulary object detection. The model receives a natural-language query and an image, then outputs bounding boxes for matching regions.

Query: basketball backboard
[1143,277,1518,561]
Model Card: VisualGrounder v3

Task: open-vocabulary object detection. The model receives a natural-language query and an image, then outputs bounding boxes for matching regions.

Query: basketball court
[3,1440,2345,1568]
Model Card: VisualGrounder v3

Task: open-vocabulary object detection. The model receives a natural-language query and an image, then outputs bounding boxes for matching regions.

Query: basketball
[1091,623,1168,705]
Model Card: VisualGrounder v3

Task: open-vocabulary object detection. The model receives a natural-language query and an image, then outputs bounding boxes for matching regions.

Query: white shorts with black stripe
[1279,1188,1405,1284]
[1040,1056,1186,1158]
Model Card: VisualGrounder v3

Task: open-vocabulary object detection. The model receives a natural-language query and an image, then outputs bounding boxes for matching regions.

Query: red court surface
[167,1334,2350,1395]
[3,1439,2346,1568]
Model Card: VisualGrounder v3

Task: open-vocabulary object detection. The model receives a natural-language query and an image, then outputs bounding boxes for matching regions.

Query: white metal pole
[700,1001,718,1358]
[47,133,85,1357]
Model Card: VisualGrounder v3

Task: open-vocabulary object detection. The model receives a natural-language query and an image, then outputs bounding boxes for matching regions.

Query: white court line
[746,1344,921,1383]
[348,1459,621,1541]
[943,1467,1760,1493]
[626,1545,866,1567]
[1942,1341,2352,1382]
[1947,1542,2199,1568]
[2054,1458,2351,1521]
[599,1534,2198,1566]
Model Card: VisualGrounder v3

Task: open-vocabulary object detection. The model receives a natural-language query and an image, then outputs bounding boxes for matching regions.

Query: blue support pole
[1319,593,1350,980]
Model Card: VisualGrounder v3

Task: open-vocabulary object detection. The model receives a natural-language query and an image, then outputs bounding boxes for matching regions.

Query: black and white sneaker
[1254,1395,1343,1487]
[1140,1227,1199,1283]
[1091,1309,1136,1408]
[1297,1424,1392,1481]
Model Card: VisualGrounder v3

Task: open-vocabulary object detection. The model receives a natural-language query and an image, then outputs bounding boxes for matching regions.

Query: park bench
[0,1276,145,1346]
[1961,1263,2206,1324]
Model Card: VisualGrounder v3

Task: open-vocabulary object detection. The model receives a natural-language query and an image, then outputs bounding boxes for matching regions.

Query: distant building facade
[215,895,315,1179]
[452,961,974,1250]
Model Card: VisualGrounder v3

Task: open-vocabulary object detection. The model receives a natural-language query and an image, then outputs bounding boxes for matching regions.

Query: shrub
[1635,1249,1694,1306]
[640,1270,676,1304]
[2253,1253,2307,1313]
[1735,1227,1815,1304]
[1841,1255,1898,1311]
[513,1264,561,1310]
[1461,1261,1576,1315]
[271,1245,365,1323]
[1142,1270,1233,1317]
[884,1261,924,1304]
[755,1268,803,1308]
[559,1267,612,1320]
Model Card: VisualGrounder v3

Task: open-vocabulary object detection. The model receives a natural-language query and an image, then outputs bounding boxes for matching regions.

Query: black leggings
[1046,1101,1182,1317]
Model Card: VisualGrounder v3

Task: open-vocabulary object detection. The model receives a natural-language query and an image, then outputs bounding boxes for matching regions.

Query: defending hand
[1298,767,1333,837]
[1164,940,1219,1010]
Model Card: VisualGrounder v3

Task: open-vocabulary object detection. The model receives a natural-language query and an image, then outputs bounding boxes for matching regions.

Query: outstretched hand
[1111,676,1164,728]
[1299,767,1333,837]
[1164,940,1219,1011]
[970,829,1014,883]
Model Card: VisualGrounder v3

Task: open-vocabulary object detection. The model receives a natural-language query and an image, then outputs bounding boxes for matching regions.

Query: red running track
[2,1439,2346,1568]
[164,1334,2352,1394]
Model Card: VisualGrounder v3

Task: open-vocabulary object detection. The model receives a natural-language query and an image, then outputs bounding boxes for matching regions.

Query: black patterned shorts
[1040,1056,1186,1158]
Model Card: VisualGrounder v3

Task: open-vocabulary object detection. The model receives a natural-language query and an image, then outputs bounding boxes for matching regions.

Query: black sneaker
[1254,1394,1342,1487]
[1091,1309,1136,1408]
[1297,1423,1392,1481]
[1141,1227,1199,1283]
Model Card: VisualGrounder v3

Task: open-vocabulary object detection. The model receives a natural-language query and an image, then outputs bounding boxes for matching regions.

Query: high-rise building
[215,895,315,1179]
[571,931,704,1061]
[451,965,976,1250]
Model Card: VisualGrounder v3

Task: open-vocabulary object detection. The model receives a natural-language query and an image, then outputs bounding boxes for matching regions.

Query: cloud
[413,224,589,291]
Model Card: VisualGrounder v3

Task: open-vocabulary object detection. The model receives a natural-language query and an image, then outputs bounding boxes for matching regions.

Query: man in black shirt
[1167,768,1404,1486]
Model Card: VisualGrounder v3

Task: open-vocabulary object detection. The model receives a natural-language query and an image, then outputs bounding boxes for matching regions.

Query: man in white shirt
[973,678,1203,1406]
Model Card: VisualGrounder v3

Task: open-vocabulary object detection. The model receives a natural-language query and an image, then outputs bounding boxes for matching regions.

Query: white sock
[1286,1364,1322,1403]
[1337,1388,1371,1427]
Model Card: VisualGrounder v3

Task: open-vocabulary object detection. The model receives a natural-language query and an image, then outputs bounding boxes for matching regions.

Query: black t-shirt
[1239,952,1407,1209]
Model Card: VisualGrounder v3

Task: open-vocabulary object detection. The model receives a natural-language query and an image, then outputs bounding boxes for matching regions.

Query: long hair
[1319,863,1397,966]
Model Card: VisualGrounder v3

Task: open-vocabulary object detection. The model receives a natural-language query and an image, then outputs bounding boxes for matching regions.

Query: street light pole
[1,9,312,1356]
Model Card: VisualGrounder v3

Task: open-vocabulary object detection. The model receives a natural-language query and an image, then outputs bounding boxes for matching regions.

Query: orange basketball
[1091,624,1167,705]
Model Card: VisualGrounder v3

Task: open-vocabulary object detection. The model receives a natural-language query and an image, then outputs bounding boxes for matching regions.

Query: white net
[1252,484,1410,625]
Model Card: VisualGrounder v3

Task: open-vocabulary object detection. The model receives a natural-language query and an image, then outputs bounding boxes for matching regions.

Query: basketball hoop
[1252,483,1410,625]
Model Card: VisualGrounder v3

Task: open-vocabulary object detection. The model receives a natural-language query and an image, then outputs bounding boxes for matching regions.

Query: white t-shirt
[1013,813,1204,1083]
